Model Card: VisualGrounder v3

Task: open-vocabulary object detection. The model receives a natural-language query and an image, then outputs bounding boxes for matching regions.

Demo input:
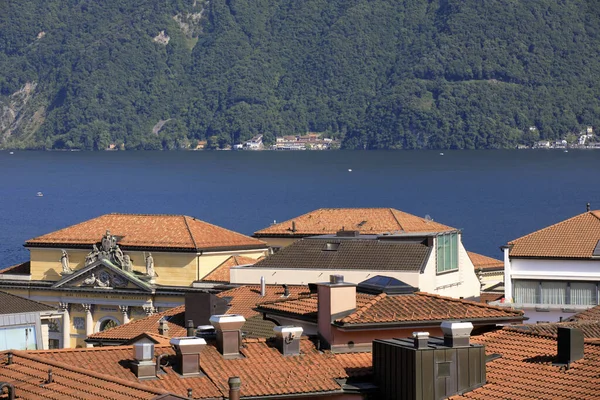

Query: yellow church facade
[0,213,268,348]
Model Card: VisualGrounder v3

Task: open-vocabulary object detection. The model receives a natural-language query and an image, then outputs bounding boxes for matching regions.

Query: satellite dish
[424,214,433,222]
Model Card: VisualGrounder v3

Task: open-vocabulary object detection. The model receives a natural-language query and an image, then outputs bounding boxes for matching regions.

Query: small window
[48,339,60,349]
[99,319,119,331]
[436,233,458,273]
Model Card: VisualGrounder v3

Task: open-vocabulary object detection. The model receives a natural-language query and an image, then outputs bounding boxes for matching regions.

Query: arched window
[99,318,119,332]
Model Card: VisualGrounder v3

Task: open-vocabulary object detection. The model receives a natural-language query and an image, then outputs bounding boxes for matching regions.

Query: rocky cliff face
[0,83,46,147]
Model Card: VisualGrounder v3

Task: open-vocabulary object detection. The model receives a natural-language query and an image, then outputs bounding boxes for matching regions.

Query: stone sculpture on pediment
[85,245,100,266]
[113,245,125,266]
[60,250,72,274]
[82,271,111,288]
[101,230,115,252]
[84,231,134,271]
[122,255,132,273]
[145,253,155,277]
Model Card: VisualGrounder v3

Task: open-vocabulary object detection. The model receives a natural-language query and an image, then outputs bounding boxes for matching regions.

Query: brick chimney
[209,314,246,358]
[131,343,156,379]
[273,326,303,356]
[169,337,206,376]
[316,275,356,348]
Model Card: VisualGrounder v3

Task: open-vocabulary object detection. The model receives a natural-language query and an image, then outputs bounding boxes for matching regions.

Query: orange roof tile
[257,291,524,326]
[89,285,311,342]
[451,328,600,400]
[468,251,503,271]
[25,213,267,251]
[254,208,455,237]
[567,304,600,322]
[201,255,259,283]
[0,350,167,399]
[26,339,372,399]
[508,210,600,258]
[506,320,600,339]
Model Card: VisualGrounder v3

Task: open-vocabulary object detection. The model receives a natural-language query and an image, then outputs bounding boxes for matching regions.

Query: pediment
[52,259,154,292]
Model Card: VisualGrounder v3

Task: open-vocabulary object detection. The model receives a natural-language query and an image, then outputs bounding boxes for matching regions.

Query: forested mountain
[1,0,600,150]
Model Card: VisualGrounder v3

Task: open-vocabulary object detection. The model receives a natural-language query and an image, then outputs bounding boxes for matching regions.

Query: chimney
[282,284,290,297]
[158,319,169,337]
[412,331,429,349]
[131,343,156,379]
[260,276,266,296]
[0,383,15,400]
[291,221,296,233]
[557,327,584,365]
[170,337,206,376]
[316,275,356,348]
[587,202,591,212]
[185,293,230,328]
[228,377,241,400]
[209,314,246,358]
[273,326,303,356]
[187,320,195,337]
[440,321,473,348]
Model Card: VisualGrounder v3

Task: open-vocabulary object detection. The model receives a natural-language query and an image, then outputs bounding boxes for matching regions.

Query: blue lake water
[1,149,599,267]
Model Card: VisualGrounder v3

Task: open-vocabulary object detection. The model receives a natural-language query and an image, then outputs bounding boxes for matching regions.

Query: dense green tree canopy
[1,0,599,149]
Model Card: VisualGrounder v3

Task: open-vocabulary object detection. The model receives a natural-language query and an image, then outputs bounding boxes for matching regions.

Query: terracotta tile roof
[468,251,503,271]
[257,291,524,326]
[88,285,311,342]
[506,321,600,339]
[0,261,31,275]
[254,207,455,236]
[0,350,167,399]
[451,327,600,400]
[25,339,372,399]
[200,256,259,283]
[567,304,600,321]
[25,213,267,251]
[0,291,56,314]
[508,210,600,259]
[480,292,504,304]
[251,237,431,271]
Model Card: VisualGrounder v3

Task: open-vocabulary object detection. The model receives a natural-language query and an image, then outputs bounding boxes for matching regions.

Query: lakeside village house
[0,214,268,349]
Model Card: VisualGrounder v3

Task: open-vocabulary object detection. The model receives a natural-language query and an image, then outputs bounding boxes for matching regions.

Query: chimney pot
[158,319,169,337]
[412,331,429,349]
[587,202,591,212]
[440,321,473,348]
[228,376,242,400]
[260,276,266,296]
[131,343,157,379]
[273,326,303,355]
[187,320,195,337]
[282,284,290,297]
[330,274,344,284]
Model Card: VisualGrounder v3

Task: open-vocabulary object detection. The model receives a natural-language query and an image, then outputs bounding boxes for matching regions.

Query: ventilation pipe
[186,320,195,337]
[228,377,241,400]
[209,314,246,358]
[441,321,473,348]
[0,383,15,400]
[260,276,266,297]
[412,331,429,349]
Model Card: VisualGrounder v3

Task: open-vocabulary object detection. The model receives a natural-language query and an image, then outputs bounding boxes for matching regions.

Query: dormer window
[437,232,458,273]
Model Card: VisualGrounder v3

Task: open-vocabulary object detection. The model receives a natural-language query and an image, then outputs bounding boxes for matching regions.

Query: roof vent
[330,274,344,284]
[273,326,303,356]
[557,327,584,365]
[158,319,169,337]
[412,332,429,349]
[336,230,359,237]
[441,321,473,348]
[324,242,340,251]
[210,314,246,358]
[169,337,206,376]
[131,343,156,379]
[195,325,216,339]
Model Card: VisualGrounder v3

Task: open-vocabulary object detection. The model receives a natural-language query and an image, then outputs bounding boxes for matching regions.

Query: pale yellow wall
[30,248,90,281]
[126,250,197,286]
[257,237,298,249]
[199,250,267,280]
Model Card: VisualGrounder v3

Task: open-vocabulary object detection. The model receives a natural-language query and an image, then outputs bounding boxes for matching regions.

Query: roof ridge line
[389,208,404,231]
[183,216,199,250]
[340,293,386,322]
[10,350,168,395]
[508,211,593,245]
[415,292,523,315]
[88,306,184,339]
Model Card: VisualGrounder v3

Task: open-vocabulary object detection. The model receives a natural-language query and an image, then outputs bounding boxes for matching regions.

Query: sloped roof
[0,291,56,314]
[468,251,503,271]
[25,213,267,251]
[24,339,372,399]
[0,261,31,275]
[257,291,524,326]
[251,238,431,271]
[451,328,600,400]
[567,304,600,322]
[506,320,600,339]
[508,210,600,259]
[200,255,260,283]
[0,350,167,399]
[254,208,455,237]
[88,285,311,342]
